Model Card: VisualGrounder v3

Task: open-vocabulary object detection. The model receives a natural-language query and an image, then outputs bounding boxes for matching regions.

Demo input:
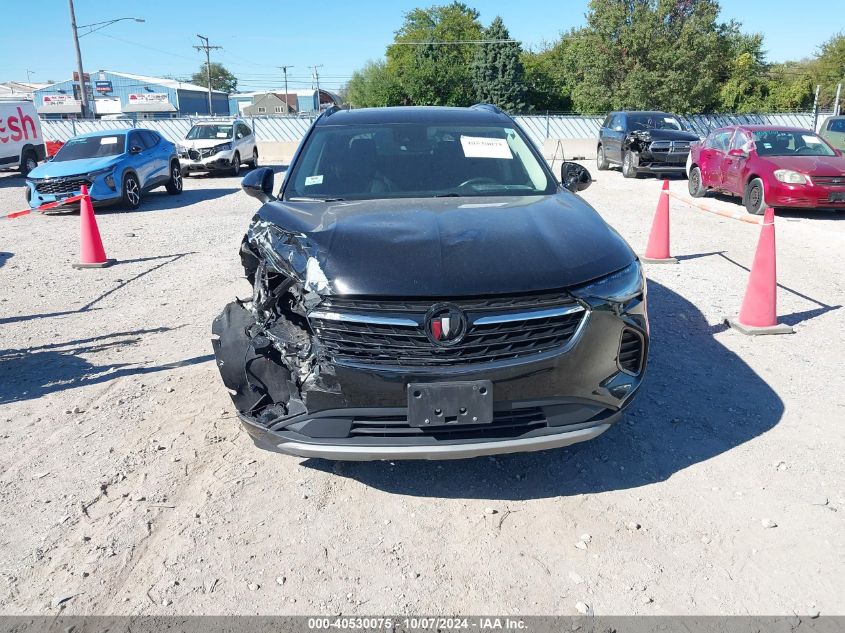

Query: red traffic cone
[641,180,678,264]
[72,185,115,269]
[725,207,793,335]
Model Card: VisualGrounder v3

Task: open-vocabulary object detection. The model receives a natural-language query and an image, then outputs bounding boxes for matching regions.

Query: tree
[345,60,404,107]
[191,62,237,93]
[471,16,527,112]
[566,0,726,114]
[717,29,772,112]
[385,2,483,106]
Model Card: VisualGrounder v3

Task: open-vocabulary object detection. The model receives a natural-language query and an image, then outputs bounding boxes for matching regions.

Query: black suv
[212,105,649,460]
[597,111,699,178]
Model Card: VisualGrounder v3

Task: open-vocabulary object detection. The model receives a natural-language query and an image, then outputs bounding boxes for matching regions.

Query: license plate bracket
[828,192,845,202]
[407,380,493,427]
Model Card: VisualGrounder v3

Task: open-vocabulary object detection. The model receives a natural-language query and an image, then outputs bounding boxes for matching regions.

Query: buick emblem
[425,303,467,347]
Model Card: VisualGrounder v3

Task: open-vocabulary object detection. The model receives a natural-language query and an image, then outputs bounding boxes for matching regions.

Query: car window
[139,130,159,149]
[186,124,233,140]
[628,114,683,131]
[127,131,143,151]
[285,123,555,201]
[52,134,126,161]
[828,119,845,133]
[705,131,732,152]
[610,114,622,130]
[729,130,751,152]
[240,123,252,137]
[752,130,835,157]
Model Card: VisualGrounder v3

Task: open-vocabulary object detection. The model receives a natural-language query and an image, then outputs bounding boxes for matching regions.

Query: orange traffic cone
[725,207,793,335]
[641,180,678,264]
[72,185,115,269]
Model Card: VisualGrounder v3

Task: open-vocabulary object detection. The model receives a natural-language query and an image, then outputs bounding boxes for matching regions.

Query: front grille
[811,176,845,187]
[648,140,691,153]
[618,328,645,375]
[349,407,546,440]
[310,293,587,367]
[188,148,216,160]
[34,177,91,195]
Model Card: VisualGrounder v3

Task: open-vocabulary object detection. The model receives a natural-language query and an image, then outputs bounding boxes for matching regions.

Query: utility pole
[834,82,842,117]
[68,0,89,118]
[278,65,293,114]
[308,65,323,110]
[812,84,821,132]
[25,69,35,85]
[194,34,222,114]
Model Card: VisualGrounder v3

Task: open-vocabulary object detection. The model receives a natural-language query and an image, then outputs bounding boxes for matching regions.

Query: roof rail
[471,103,504,115]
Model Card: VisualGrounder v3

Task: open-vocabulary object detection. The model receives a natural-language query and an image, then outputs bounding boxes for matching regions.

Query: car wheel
[122,173,141,210]
[743,177,766,215]
[622,150,639,178]
[688,166,706,198]
[230,152,240,177]
[20,150,38,177]
[165,162,183,195]
[596,145,609,171]
[249,148,258,169]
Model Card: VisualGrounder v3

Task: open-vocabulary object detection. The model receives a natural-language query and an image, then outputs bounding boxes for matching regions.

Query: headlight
[87,167,114,179]
[773,169,807,184]
[571,261,644,303]
[213,142,232,153]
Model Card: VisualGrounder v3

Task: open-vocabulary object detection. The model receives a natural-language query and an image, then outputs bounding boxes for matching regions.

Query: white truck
[0,101,46,176]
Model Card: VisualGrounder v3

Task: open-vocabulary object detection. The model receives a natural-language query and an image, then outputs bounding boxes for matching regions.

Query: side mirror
[560,161,593,192]
[728,148,747,158]
[241,167,276,203]
[129,145,142,155]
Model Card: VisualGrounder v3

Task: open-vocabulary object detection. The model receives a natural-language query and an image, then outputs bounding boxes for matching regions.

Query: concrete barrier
[257,141,300,165]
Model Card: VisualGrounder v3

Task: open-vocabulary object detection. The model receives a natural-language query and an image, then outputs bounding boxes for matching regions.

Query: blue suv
[25,129,182,210]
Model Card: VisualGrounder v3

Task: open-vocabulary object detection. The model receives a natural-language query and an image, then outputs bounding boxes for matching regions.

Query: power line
[193,35,222,113]
[391,39,519,45]
[308,64,323,93]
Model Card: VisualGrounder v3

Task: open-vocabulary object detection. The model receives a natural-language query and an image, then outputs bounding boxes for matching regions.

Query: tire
[248,147,258,169]
[596,145,609,171]
[622,150,639,178]
[743,177,766,215]
[230,152,240,177]
[20,150,38,177]
[688,166,706,198]
[165,162,183,195]
[121,173,141,210]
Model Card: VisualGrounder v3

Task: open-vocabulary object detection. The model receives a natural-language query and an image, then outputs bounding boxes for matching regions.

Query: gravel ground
[0,163,842,616]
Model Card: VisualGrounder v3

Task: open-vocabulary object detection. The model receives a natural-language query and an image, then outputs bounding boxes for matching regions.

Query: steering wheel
[793,146,816,155]
[457,177,498,189]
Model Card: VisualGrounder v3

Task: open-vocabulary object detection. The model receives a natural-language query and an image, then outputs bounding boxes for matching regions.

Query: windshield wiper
[288,196,345,202]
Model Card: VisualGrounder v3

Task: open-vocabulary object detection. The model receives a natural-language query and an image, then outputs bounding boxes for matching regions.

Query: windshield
[285,123,555,201]
[752,130,835,157]
[628,114,684,131]
[186,124,233,140]
[53,134,126,161]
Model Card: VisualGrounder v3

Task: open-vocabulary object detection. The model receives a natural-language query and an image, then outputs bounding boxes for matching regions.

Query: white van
[0,101,46,176]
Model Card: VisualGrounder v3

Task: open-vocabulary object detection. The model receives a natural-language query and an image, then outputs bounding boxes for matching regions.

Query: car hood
[250,193,636,297]
[759,154,845,176]
[630,129,699,142]
[27,156,121,179]
[180,138,231,150]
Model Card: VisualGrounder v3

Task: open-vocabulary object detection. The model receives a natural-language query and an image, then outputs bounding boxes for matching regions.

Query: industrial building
[33,70,229,119]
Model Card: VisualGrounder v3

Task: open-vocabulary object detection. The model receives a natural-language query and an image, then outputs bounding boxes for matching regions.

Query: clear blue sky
[2,0,840,92]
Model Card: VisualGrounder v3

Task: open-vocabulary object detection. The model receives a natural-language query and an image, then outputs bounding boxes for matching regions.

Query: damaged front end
[623,130,692,173]
[211,218,340,440]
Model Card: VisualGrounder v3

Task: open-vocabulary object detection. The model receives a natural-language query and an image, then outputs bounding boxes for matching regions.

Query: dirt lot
[0,163,843,616]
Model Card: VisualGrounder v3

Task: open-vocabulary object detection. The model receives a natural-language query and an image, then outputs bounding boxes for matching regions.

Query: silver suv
[178,119,258,176]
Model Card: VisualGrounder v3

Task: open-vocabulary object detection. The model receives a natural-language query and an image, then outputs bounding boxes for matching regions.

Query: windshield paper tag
[304,175,324,186]
[100,137,118,145]
[460,136,512,159]
[802,135,821,144]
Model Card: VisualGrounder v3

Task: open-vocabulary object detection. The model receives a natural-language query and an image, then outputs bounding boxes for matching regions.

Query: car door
[239,122,256,160]
[605,113,625,163]
[126,130,154,187]
[721,129,752,195]
[139,130,169,184]
[698,129,732,189]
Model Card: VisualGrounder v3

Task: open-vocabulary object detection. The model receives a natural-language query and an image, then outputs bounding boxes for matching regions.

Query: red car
[687,125,845,214]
